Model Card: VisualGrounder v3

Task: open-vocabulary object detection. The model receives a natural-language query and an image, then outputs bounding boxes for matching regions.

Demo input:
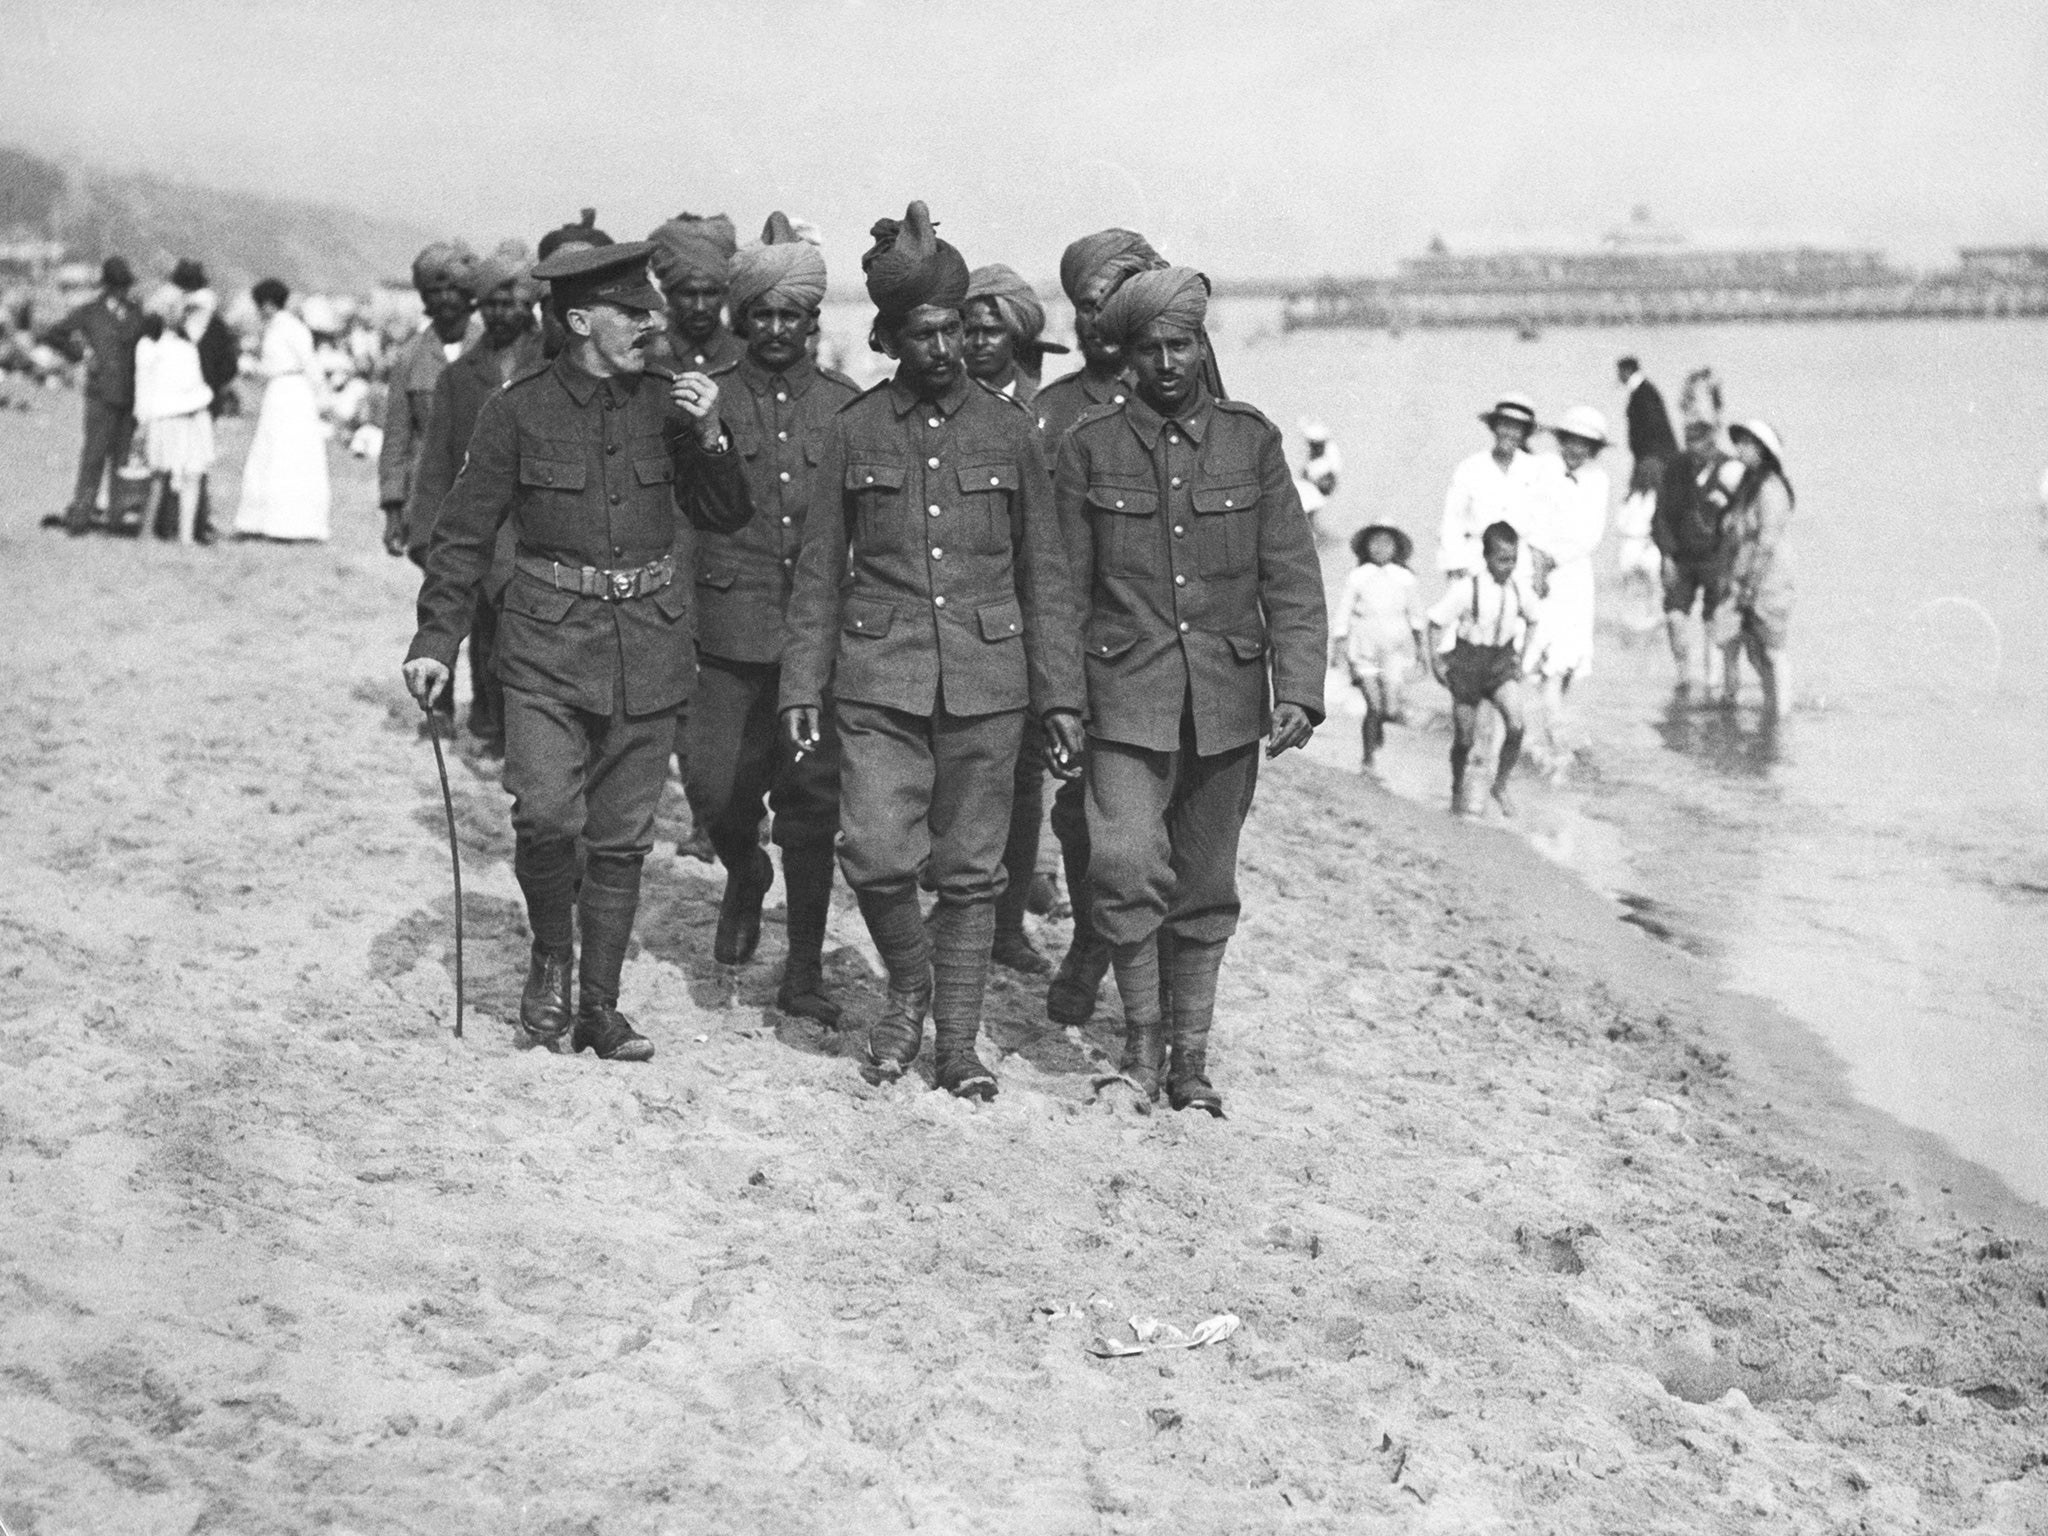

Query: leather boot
[1166,936,1227,1116]
[856,886,930,1082]
[519,944,573,1051]
[1097,936,1164,1105]
[1046,932,1111,1027]
[713,844,774,965]
[775,842,841,1026]
[571,855,653,1063]
[930,899,997,1099]
[514,837,578,956]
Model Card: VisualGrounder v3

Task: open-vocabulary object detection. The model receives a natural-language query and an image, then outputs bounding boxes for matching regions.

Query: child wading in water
[1331,523,1426,772]
[1427,521,1540,818]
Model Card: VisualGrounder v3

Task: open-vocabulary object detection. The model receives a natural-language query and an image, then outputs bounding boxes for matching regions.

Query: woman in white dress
[234,278,331,541]
[134,285,218,543]
[1526,405,1611,771]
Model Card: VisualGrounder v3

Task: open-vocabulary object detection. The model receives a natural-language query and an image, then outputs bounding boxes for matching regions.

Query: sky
[3,0,2044,283]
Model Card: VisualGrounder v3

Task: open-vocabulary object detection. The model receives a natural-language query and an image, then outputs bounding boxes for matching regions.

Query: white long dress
[235,310,331,541]
[1526,458,1609,680]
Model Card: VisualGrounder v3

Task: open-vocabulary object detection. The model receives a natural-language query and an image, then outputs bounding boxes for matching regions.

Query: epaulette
[1212,397,1276,429]
[501,357,554,392]
[818,365,862,394]
[838,377,893,414]
[971,376,1030,412]
[706,357,741,379]
[1068,401,1126,433]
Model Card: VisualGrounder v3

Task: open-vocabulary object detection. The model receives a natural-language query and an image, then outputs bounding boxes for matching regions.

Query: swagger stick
[423,706,465,1038]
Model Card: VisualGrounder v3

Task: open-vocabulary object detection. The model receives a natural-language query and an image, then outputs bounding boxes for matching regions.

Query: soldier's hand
[380,503,408,558]
[1266,703,1314,759]
[1043,710,1086,781]
[782,704,821,757]
[403,658,451,711]
[670,371,723,448]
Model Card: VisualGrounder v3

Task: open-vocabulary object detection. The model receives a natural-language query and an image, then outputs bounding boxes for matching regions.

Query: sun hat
[1350,522,1414,565]
[1550,404,1610,446]
[1479,392,1537,431]
[1728,418,1790,495]
[1299,417,1331,442]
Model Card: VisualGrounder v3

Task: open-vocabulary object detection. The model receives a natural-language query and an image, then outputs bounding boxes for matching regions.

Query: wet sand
[3,395,2047,1534]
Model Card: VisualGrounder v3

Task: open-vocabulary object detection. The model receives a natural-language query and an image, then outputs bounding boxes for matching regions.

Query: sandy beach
[3,397,2047,1534]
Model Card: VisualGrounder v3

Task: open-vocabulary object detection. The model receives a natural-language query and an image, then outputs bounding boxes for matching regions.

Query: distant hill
[0,146,437,295]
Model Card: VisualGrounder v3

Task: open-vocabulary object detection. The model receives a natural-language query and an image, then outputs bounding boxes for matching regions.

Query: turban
[728,211,828,320]
[862,200,969,322]
[1093,265,1210,349]
[411,240,478,295]
[1059,228,1164,306]
[538,208,612,261]
[964,264,1046,345]
[649,212,736,292]
[473,239,541,304]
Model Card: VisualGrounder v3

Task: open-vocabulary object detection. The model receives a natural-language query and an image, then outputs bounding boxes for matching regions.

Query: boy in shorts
[1427,521,1539,818]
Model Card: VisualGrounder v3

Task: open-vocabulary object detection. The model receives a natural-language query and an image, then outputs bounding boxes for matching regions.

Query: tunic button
[606,443,617,455]
[776,391,788,402]
[931,547,943,559]
[1174,525,1185,537]
[777,430,788,441]
[1167,433,1179,444]
[927,504,941,516]
[1175,574,1186,586]
[780,515,792,526]
[1114,499,1125,509]
[1113,393,1125,403]
[928,418,941,428]
[1171,476,1182,486]
[778,470,791,482]
[933,595,946,607]
[927,456,939,468]
[1178,621,1190,633]
[609,493,620,505]
[989,475,1000,486]
[865,474,875,484]
[1224,498,1234,508]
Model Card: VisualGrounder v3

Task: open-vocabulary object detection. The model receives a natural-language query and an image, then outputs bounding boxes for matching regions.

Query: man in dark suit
[1616,356,1678,494]
[45,257,146,534]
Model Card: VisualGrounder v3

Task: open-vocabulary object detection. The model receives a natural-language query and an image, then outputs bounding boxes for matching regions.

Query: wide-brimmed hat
[1550,404,1610,447]
[1299,416,1331,442]
[1728,418,1790,493]
[1350,522,1414,565]
[1479,393,1537,431]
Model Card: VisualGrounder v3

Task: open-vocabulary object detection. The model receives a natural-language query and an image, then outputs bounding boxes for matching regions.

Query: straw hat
[1728,418,1791,495]
[1350,523,1414,565]
[1479,392,1537,431]
[1550,404,1610,446]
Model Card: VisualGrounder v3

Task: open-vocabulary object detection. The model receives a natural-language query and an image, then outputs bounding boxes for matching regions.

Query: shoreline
[4,396,2047,1530]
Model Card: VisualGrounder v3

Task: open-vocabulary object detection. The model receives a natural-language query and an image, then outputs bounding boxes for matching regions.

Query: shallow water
[1211,307,2048,1205]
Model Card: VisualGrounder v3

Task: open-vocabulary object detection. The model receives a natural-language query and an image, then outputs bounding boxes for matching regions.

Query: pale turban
[472,239,541,304]
[1058,228,1165,306]
[411,240,478,295]
[862,200,969,322]
[728,210,828,322]
[1092,265,1210,349]
[649,212,736,292]
[964,264,1046,346]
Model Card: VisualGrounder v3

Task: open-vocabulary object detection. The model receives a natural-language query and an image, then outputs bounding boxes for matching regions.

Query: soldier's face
[479,288,532,349]
[885,305,964,396]
[1126,320,1204,416]
[960,299,1016,383]
[423,283,474,335]
[570,301,660,376]
[1073,271,1120,367]
[667,275,727,342]
[743,298,814,372]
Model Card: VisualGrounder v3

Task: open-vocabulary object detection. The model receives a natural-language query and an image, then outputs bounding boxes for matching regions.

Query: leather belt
[515,553,675,603]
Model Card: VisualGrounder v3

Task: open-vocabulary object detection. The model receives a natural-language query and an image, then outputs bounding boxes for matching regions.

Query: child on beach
[1427,521,1540,818]
[1330,523,1426,772]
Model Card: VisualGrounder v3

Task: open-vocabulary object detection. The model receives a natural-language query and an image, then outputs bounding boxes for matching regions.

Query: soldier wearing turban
[780,200,1085,1100]
[1052,264,1326,1118]
[649,211,743,374]
[726,211,829,325]
[962,264,1068,405]
[378,240,482,563]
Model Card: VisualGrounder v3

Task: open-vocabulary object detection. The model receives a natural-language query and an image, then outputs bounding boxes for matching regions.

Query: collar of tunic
[1122,386,1213,450]
[884,371,969,419]
[739,351,817,400]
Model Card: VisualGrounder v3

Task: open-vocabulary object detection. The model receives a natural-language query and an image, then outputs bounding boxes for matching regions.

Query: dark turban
[411,240,478,295]
[1059,228,1165,306]
[1093,265,1211,349]
[728,211,829,322]
[649,212,736,292]
[538,209,612,261]
[473,239,541,304]
[862,200,969,323]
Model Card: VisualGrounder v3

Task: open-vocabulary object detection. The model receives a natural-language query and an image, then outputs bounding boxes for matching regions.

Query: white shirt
[134,331,213,422]
[1426,567,1542,652]
[1527,457,1609,567]
[1438,447,1545,575]
[1333,562,1425,662]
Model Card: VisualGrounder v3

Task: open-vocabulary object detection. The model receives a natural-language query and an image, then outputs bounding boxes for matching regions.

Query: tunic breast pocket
[518,454,588,493]
[1191,482,1258,577]
[845,460,909,555]
[957,461,1019,553]
[1086,481,1158,577]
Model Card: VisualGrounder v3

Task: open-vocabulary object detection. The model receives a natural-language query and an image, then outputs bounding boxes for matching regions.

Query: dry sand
[3,394,2047,1535]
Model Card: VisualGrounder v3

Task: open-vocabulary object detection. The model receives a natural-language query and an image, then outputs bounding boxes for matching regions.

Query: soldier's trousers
[66,398,134,527]
[1086,705,1260,949]
[835,700,1020,905]
[684,655,840,863]
[501,684,675,860]
[467,593,503,740]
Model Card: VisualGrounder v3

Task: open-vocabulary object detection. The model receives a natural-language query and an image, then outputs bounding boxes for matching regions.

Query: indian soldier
[45,256,146,534]
[649,212,744,374]
[779,202,1085,1099]
[1054,267,1326,1115]
[402,242,748,1061]
[380,242,481,559]
[684,213,858,1024]
[1034,229,1169,1027]
[403,243,548,755]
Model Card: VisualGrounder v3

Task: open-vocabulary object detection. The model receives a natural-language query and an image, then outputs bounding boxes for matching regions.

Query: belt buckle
[608,568,637,602]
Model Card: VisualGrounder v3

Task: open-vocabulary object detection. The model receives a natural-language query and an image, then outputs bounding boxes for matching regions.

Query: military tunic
[1055,387,1326,944]
[782,372,1083,901]
[684,352,860,862]
[1033,364,1129,453]
[378,319,478,510]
